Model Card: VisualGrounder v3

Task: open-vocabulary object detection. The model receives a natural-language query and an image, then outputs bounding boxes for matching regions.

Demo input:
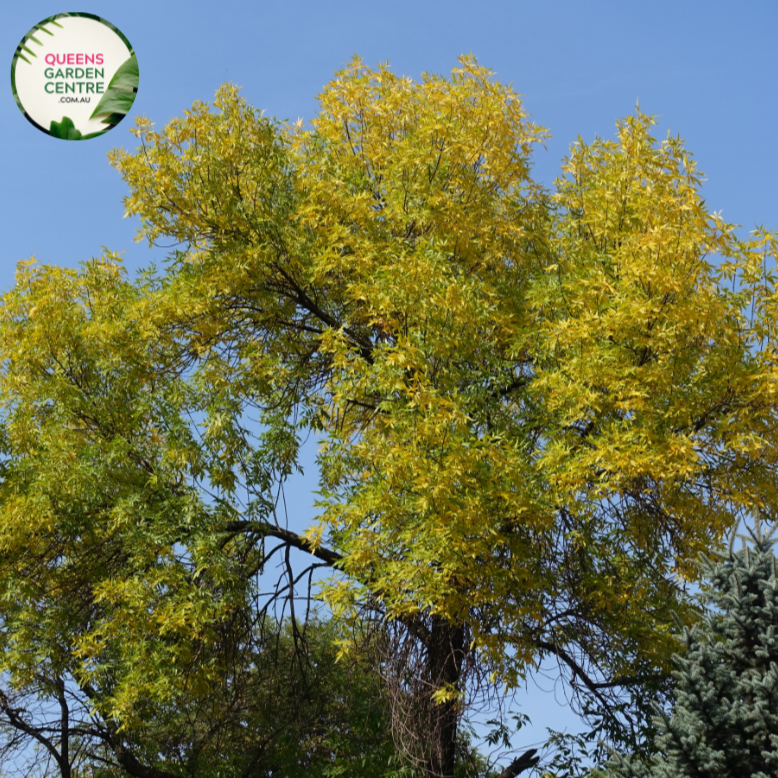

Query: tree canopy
[1,56,777,777]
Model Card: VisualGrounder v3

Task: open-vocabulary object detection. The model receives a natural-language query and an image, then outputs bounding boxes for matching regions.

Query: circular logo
[11,13,138,140]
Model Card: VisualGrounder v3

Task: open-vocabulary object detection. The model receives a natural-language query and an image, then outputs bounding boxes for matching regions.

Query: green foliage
[49,116,82,139]
[605,521,778,777]
[90,54,139,125]
[0,615,399,778]
[132,615,399,778]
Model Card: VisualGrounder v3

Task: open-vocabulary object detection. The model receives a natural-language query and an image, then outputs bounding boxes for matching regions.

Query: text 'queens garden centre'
[11,14,138,140]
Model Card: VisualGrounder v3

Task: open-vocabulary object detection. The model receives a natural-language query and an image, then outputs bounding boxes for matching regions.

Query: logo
[11,13,138,140]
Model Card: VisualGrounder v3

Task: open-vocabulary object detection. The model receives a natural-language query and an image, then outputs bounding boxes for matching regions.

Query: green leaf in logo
[49,116,83,140]
[90,54,139,125]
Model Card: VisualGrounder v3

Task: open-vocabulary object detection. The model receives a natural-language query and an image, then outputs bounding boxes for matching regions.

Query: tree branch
[498,748,540,778]
[223,520,343,566]
[0,688,66,775]
[536,638,660,693]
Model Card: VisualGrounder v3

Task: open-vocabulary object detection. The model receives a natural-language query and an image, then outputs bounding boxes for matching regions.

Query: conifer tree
[605,520,778,778]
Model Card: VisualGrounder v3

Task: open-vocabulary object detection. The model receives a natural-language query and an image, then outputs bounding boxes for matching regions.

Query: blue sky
[3,0,777,764]
[4,1,777,281]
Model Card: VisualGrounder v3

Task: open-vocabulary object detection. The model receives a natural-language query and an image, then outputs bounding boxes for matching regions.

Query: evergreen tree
[605,520,778,778]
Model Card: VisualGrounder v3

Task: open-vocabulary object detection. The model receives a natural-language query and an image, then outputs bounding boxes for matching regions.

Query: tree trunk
[425,616,465,778]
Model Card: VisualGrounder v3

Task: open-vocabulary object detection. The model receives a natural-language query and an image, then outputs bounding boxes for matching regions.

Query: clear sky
[3,0,777,764]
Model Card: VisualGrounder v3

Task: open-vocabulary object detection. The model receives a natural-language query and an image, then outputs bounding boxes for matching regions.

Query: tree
[1,56,778,777]
[0,613,400,778]
[604,519,778,778]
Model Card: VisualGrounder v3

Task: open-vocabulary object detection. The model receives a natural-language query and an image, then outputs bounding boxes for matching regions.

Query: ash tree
[605,519,778,778]
[2,55,778,777]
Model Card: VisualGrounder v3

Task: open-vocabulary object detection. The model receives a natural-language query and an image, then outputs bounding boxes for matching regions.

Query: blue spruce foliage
[605,521,778,778]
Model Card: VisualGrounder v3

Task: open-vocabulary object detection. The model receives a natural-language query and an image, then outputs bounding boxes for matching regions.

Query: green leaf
[38,16,64,28]
[90,55,138,122]
[49,116,83,140]
[98,112,130,127]
[93,92,137,120]
[106,54,139,90]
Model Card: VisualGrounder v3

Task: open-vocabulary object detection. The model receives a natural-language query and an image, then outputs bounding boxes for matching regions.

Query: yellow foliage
[2,56,778,728]
[108,58,778,685]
